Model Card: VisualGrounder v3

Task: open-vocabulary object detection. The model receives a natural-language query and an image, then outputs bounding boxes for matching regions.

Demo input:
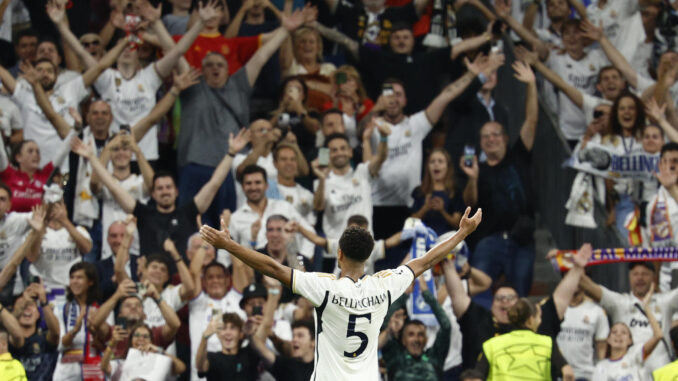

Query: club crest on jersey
[286,195,294,203]
[582,315,589,324]
[589,64,596,72]
[405,130,411,137]
[138,84,145,93]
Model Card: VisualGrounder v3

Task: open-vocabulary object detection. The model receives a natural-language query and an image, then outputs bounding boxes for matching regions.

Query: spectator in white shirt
[268,143,314,226]
[230,164,315,259]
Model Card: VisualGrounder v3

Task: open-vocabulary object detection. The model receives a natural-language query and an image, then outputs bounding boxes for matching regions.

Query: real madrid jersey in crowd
[94,65,163,160]
[546,50,609,140]
[292,265,415,379]
[12,77,89,172]
[600,286,678,378]
[315,162,374,239]
[370,111,432,206]
[556,300,610,380]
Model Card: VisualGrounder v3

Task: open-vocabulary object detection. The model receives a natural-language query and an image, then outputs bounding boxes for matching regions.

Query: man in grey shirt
[177,11,305,225]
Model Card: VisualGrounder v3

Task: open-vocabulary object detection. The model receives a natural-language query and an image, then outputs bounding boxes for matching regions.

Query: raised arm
[200,221,292,287]
[292,220,328,250]
[578,274,602,302]
[114,217,136,283]
[0,207,45,288]
[225,0,253,38]
[145,282,180,342]
[251,281,280,366]
[310,160,330,211]
[641,283,664,359]
[246,11,304,86]
[193,129,249,213]
[441,258,471,318]
[164,239,196,302]
[495,0,549,61]
[138,1,190,74]
[514,61,538,151]
[407,207,481,277]
[0,301,24,348]
[71,137,137,213]
[21,62,72,139]
[46,0,98,69]
[153,0,217,78]
[552,244,592,320]
[81,37,129,87]
[516,46,584,109]
[580,20,638,88]
[0,63,17,94]
[310,21,359,60]
[646,99,678,143]
[131,69,200,144]
[367,119,391,176]
[196,317,220,373]
[426,53,502,124]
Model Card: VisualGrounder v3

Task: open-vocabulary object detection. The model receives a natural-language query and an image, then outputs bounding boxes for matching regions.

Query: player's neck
[339,264,365,282]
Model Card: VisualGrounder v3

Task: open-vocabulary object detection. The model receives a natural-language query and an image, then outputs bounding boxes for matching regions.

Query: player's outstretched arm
[200,220,292,287]
[407,207,481,278]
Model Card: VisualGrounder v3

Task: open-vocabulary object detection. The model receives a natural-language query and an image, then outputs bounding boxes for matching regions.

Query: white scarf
[72,128,100,228]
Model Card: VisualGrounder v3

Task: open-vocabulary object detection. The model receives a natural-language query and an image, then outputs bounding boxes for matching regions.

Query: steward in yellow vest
[653,326,678,381]
[475,298,570,380]
[0,326,27,381]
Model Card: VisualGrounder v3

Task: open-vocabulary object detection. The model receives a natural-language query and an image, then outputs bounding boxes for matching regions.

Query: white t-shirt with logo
[188,289,245,381]
[30,226,92,292]
[143,284,186,327]
[0,212,31,294]
[370,111,432,206]
[100,174,147,259]
[0,95,22,138]
[556,300,610,379]
[278,182,316,226]
[586,0,638,51]
[326,238,385,276]
[546,50,609,140]
[229,198,315,259]
[591,344,644,381]
[315,162,373,240]
[94,66,163,160]
[12,77,89,172]
[600,286,678,377]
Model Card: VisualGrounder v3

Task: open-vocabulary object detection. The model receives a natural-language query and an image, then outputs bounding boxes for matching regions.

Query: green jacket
[383,290,451,381]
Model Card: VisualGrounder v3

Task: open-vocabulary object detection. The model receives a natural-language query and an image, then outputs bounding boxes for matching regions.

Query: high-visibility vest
[0,352,27,381]
[653,360,678,381]
[482,329,553,381]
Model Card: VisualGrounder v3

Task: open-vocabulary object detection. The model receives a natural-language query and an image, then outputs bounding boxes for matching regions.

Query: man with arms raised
[200,207,481,378]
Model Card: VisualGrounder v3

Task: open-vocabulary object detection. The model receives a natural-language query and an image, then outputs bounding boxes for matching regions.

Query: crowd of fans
[0,0,677,379]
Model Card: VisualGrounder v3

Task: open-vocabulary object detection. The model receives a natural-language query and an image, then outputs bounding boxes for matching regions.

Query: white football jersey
[292,265,415,380]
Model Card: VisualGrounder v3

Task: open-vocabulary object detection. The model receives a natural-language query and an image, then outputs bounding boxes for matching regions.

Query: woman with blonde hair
[282,26,336,105]
[410,148,464,235]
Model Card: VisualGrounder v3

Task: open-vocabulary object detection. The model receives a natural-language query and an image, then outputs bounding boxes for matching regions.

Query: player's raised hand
[458,207,482,235]
[200,219,233,250]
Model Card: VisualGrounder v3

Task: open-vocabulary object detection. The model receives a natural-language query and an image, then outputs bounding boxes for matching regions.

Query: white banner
[119,348,172,381]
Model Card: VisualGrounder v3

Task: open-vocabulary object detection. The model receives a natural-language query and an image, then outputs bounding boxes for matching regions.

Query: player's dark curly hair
[339,226,374,262]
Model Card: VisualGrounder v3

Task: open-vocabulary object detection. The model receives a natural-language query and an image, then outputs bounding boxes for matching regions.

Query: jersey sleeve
[93,68,114,94]
[292,270,334,307]
[410,111,433,140]
[373,265,415,299]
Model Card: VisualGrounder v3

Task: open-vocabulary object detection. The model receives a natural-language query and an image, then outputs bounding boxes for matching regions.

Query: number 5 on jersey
[344,313,371,358]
